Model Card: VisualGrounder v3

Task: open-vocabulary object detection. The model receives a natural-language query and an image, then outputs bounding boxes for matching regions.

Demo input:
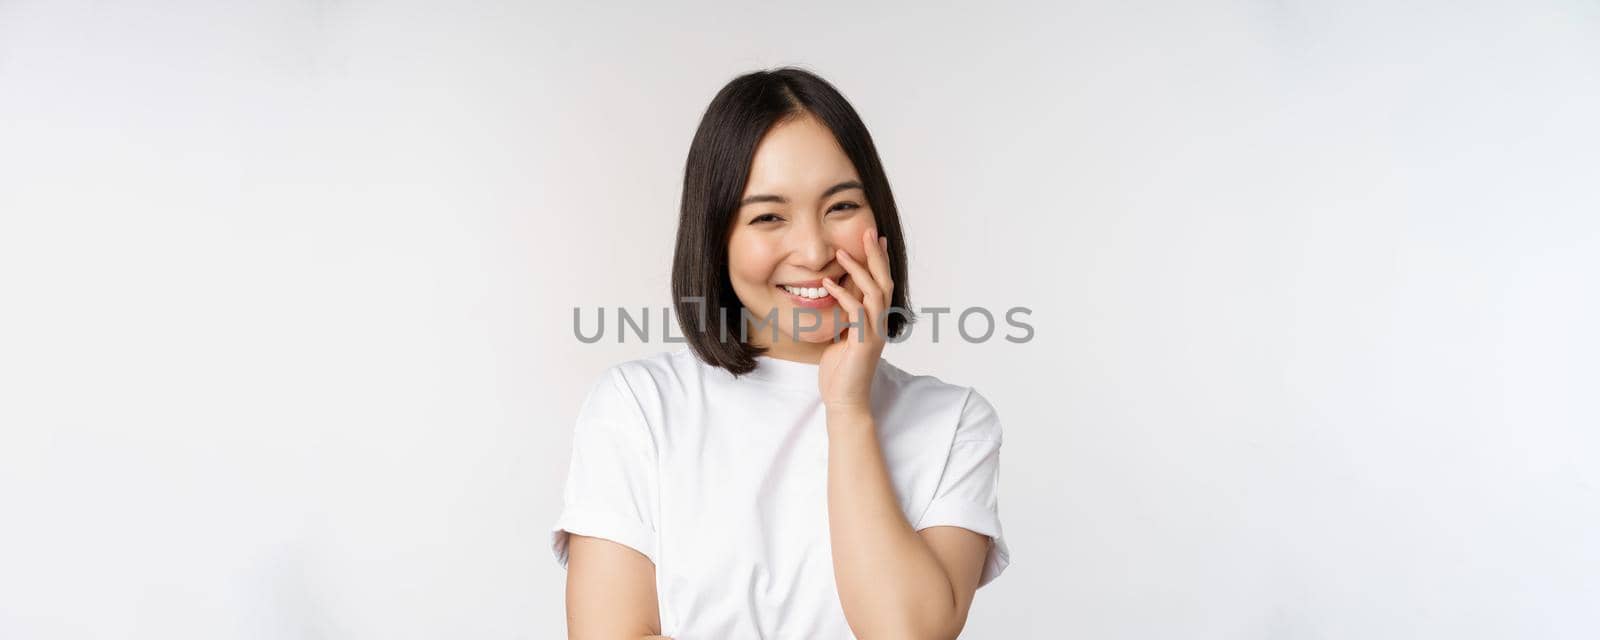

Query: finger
[822,275,862,314]
[821,276,867,342]
[835,248,885,341]
[863,229,894,304]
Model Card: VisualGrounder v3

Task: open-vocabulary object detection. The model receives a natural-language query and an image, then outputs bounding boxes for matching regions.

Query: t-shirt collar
[746,354,822,390]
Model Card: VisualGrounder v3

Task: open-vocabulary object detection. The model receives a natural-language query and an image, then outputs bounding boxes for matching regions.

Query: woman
[551,67,1010,639]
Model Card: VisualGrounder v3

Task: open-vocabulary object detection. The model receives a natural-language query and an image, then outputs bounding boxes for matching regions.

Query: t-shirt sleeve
[550,366,659,568]
[912,387,1011,588]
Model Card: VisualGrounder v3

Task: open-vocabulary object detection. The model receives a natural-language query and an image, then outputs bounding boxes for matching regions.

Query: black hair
[672,66,913,376]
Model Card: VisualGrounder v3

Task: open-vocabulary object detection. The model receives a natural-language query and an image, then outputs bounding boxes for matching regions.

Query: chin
[798,330,841,344]
[783,324,843,344]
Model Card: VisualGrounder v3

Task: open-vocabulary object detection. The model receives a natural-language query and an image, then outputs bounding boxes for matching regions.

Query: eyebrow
[739,180,864,207]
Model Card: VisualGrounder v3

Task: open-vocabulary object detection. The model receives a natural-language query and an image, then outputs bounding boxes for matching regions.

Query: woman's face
[727,113,877,350]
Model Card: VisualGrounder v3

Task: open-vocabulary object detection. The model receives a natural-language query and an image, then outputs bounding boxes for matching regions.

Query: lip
[777,273,848,288]
[774,273,848,309]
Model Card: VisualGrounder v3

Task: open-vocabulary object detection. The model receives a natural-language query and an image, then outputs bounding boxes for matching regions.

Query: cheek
[726,236,779,290]
[827,217,876,263]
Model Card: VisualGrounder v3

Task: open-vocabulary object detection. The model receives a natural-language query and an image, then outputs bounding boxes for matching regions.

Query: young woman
[551,67,1010,639]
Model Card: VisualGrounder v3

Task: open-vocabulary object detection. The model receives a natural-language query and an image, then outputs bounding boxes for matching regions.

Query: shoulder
[875,360,1003,445]
[573,350,709,441]
[585,348,713,411]
[954,385,1003,444]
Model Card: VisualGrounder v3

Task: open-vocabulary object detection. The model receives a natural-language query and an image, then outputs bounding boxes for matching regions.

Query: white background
[3,1,1598,638]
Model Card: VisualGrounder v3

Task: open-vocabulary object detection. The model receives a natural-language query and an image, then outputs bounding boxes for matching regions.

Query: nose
[784,213,836,273]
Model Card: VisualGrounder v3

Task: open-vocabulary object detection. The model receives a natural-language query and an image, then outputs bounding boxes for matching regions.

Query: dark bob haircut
[672,66,913,376]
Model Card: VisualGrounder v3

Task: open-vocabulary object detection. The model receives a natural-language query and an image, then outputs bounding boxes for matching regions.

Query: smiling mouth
[776,273,848,300]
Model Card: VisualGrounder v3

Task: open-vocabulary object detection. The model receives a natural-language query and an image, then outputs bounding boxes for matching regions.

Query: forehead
[742,115,859,196]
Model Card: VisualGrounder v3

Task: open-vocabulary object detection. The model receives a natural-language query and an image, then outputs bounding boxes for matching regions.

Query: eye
[828,201,861,213]
[750,213,783,224]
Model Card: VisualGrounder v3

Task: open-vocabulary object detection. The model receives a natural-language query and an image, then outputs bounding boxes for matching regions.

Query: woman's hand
[818,226,894,418]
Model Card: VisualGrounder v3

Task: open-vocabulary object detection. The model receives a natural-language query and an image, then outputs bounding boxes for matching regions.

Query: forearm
[826,410,960,639]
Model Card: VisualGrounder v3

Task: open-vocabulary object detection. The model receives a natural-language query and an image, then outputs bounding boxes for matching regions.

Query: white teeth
[782,285,830,300]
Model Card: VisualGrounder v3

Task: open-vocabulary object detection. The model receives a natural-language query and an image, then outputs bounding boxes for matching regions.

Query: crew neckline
[746,354,822,390]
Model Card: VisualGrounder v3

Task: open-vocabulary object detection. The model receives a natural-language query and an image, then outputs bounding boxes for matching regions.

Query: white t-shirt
[550,347,1010,639]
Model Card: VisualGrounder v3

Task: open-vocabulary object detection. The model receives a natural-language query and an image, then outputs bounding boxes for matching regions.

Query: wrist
[824,403,874,426]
